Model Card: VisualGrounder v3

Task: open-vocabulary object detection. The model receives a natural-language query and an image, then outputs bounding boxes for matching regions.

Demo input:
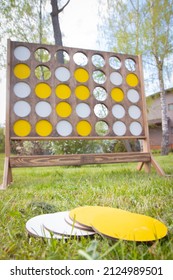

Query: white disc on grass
[26,213,66,239]
[43,211,95,237]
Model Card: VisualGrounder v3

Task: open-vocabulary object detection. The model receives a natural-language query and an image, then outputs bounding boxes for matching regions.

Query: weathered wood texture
[10,153,151,168]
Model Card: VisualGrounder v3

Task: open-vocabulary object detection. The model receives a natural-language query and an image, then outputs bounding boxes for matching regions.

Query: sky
[0,0,100,125]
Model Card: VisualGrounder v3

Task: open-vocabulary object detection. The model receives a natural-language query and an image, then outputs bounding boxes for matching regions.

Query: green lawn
[0,153,173,260]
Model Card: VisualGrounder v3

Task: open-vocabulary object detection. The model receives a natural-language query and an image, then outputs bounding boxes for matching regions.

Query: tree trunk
[157,62,169,155]
[50,0,64,63]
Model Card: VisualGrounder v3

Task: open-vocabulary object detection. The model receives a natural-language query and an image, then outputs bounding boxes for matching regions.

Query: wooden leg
[137,162,144,171]
[0,157,13,190]
[151,155,165,176]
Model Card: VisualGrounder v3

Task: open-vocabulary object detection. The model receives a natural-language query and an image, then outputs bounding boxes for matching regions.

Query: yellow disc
[126,73,139,87]
[14,64,31,79]
[35,120,52,136]
[69,206,109,228]
[74,68,89,83]
[111,88,124,102]
[35,83,51,98]
[92,209,167,242]
[75,85,90,100]
[13,120,31,137]
[56,102,72,118]
[55,84,71,99]
[76,121,92,136]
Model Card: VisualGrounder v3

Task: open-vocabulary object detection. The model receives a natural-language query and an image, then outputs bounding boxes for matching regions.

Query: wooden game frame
[1,40,165,189]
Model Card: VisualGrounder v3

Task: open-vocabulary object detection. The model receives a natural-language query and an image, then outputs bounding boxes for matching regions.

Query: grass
[0,153,173,260]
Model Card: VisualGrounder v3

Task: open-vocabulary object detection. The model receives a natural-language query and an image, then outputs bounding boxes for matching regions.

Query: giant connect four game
[10,41,145,139]
[1,40,165,189]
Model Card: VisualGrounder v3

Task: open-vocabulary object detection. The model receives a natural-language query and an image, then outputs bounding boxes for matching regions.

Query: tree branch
[59,0,71,13]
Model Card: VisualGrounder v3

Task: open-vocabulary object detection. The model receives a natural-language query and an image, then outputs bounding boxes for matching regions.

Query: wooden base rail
[0,152,165,190]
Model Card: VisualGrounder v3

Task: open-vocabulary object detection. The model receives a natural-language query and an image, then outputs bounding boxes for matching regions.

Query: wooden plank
[10,152,151,168]
[0,157,12,190]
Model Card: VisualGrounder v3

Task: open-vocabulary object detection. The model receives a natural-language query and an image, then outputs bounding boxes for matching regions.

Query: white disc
[127,89,140,103]
[35,101,52,117]
[76,103,91,118]
[130,121,142,136]
[13,101,31,117]
[43,211,95,236]
[112,104,125,119]
[113,121,126,136]
[26,213,66,239]
[56,120,73,136]
[13,82,31,98]
[110,72,123,86]
[14,46,31,61]
[128,105,141,119]
[55,67,71,82]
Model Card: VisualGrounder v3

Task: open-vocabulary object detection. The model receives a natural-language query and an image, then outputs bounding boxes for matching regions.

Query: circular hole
[13,82,31,98]
[92,54,105,67]
[35,48,51,62]
[73,52,88,66]
[35,101,52,117]
[55,84,71,99]
[56,120,73,136]
[95,121,109,136]
[55,50,70,64]
[128,105,141,119]
[113,121,126,136]
[110,72,123,86]
[76,120,92,136]
[14,46,31,61]
[125,58,136,71]
[111,88,124,102]
[35,65,51,80]
[13,101,31,117]
[127,89,140,103]
[126,73,138,87]
[93,87,107,101]
[112,104,125,119]
[92,70,106,84]
[56,102,72,118]
[74,68,89,83]
[129,121,142,136]
[55,66,70,82]
[14,64,31,79]
[35,120,53,136]
[94,104,108,118]
[35,83,51,99]
[109,56,121,69]
[75,85,90,100]
[13,120,31,137]
[76,103,91,118]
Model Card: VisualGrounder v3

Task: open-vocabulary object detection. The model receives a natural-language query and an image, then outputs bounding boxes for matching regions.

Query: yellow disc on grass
[55,84,71,99]
[76,120,92,136]
[13,120,31,137]
[56,102,72,118]
[74,68,89,83]
[35,120,52,136]
[35,83,51,98]
[92,209,167,242]
[14,64,31,79]
[69,206,108,228]
[111,88,124,102]
[75,85,90,100]
[126,73,139,87]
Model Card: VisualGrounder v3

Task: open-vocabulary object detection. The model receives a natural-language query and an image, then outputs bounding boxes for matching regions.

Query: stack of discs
[69,206,168,242]
[26,206,167,241]
[26,211,95,239]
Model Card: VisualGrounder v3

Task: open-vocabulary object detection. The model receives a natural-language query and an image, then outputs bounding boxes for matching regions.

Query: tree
[99,0,173,155]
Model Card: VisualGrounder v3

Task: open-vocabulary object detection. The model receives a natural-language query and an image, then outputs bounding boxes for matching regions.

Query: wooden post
[0,40,13,190]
